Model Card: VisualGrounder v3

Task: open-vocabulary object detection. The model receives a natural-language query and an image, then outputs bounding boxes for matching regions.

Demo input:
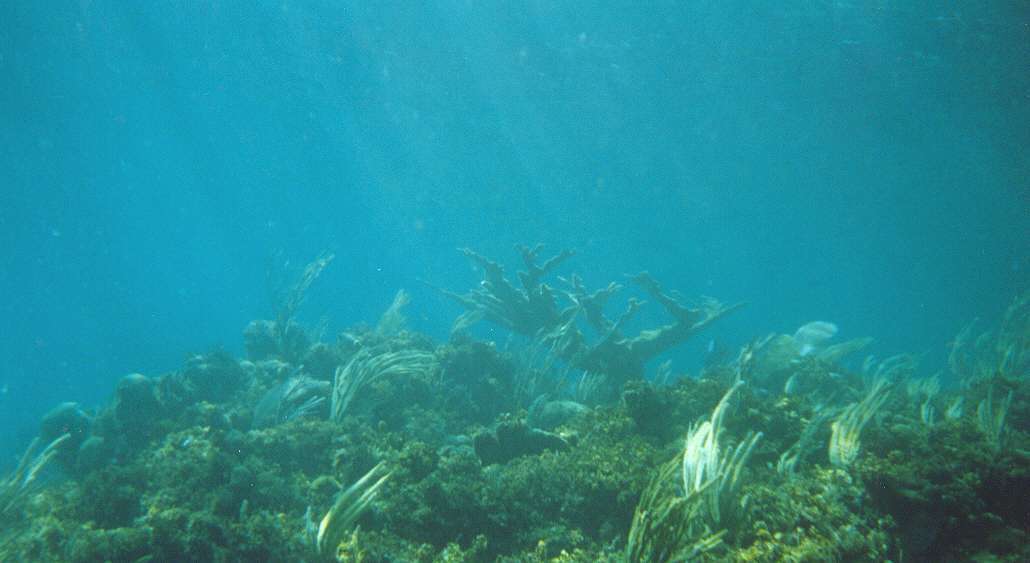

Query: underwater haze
[1,2,1028,561]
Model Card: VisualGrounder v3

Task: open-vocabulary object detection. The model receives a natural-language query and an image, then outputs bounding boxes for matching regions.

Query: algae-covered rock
[154,350,247,411]
[437,340,516,426]
[527,396,589,431]
[66,526,152,563]
[251,376,330,429]
[473,420,570,465]
[113,373,162,446]
[243,319,310,362]
[300,341,341,381]
[857,416,1030,561]
[39,402,92,467]
[74,435,110,474]
[180,350,247,403]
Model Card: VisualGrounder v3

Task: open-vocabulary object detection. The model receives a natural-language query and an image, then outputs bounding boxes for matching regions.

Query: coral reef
[2,252,1027,562]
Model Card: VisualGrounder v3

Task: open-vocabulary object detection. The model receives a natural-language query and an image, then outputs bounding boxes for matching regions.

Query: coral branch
[444,246,742,381]
[626,273,745,363]
[442,246,570,336]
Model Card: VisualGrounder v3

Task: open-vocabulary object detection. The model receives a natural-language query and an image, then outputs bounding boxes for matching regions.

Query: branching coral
[625,459,725,562]
[444,245,575,337]
[248,252,335,362]
[950,291,1029,387]
[305,462,390,560]
[275,252,335,337]
[861,353,919,387]
[443,245,742,381]
[375,289,411,337]
[681,382,762,529]
[828,379,891,468]
[976,385,1014,451]
[1,433,70,517]
[330,348,437,422]
[777,409,833,478]
[625,383,761,561]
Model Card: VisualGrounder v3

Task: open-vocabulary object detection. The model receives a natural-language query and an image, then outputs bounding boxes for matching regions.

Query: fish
[793,321,838,356]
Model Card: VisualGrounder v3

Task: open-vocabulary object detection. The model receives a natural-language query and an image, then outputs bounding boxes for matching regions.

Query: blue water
[1,3,1027,461]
